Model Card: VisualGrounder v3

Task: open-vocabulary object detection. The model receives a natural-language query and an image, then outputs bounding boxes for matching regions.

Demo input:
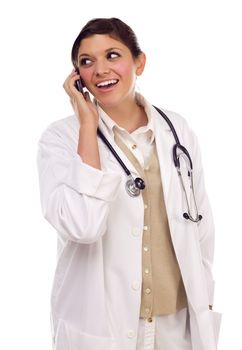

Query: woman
[37,18,221,350]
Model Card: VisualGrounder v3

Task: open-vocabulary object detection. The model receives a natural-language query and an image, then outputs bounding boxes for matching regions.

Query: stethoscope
[97,106,202,223]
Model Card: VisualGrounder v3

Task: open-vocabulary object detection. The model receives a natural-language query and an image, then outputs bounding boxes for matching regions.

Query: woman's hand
[63,70,101,169]
[63,69,99,128]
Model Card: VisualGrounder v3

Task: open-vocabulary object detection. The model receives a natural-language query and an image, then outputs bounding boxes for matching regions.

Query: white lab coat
[37,96,221,350]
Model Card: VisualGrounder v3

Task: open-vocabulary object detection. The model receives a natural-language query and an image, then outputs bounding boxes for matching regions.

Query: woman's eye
[79,58,92,66]
[107,52,120,60]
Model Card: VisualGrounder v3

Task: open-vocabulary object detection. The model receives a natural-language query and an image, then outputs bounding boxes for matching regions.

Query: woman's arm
[77,124,101,169]
[37,69,121,244]
[37,125,121,244]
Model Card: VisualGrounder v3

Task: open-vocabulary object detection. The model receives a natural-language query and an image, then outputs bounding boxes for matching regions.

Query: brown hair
[71,17,143,68]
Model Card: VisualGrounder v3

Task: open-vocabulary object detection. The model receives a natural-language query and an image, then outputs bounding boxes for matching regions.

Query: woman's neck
[100,99,148,133]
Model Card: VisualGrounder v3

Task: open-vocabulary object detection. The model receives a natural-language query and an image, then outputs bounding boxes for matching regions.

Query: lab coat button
[132,227,140,236]
[127,330,135,338]
[131,280,140,290]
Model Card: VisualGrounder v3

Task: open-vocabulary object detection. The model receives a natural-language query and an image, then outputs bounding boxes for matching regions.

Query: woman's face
[77,34,145,109]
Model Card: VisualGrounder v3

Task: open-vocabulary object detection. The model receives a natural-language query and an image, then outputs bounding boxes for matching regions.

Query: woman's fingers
[63,70,82,97]
[63,70,99,126]
[84,91,90,102]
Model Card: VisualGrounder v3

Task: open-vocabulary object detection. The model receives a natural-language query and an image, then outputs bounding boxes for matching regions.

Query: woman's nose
[94,59,110,76]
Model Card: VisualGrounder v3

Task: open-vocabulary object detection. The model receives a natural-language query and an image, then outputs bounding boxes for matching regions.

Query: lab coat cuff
[64,154,122,201]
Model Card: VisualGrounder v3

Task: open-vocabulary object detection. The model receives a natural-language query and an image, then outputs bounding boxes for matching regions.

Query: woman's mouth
[95,79,119,90]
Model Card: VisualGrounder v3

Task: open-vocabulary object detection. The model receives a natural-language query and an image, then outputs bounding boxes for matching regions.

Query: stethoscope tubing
[153,106,193,170]
[97,127,145,194]
[153,106,181,145]
[97,128,131,177]
[97,105,202,222]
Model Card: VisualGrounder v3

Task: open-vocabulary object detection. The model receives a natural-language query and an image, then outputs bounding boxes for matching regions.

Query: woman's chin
[96,95,122,110]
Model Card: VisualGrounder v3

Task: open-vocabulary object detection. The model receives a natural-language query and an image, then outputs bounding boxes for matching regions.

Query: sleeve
[37,125,122,244]
[188,127,215,306]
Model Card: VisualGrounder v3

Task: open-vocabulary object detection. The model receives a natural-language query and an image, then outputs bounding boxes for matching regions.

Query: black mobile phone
[74,68,84,95]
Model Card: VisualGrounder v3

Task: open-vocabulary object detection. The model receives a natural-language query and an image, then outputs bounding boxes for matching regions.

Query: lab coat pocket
[189,309,222,350]
[54,319,117,350]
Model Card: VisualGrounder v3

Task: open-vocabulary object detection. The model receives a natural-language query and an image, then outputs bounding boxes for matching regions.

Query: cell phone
[74,68,85,95]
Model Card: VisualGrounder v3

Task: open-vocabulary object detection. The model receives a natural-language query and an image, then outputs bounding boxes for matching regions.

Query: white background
[0,0,241,349]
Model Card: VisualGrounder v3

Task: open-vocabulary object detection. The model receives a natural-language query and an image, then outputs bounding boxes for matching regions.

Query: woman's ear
[135,52,146,76]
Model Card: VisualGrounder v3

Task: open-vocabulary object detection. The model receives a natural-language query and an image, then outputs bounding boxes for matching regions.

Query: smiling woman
[37,17,221,350]
[73,33,147,128]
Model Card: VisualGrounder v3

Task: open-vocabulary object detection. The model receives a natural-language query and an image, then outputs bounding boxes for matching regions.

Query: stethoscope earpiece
[183,213,189,220]
[183,213,203,222]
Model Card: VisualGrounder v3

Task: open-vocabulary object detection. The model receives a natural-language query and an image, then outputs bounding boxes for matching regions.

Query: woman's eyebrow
[78,47,123,59]
[78,53,91,58]
[105,47,122,52]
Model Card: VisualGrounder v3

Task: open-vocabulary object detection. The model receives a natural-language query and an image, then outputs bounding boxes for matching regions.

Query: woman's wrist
[77,124,101,169]
[79,122,98,132]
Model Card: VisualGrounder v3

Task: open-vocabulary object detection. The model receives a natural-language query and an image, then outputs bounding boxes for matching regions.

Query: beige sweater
[114,134,188,318]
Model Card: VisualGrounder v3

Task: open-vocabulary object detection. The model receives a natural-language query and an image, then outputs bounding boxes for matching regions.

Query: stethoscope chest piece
[125,175,145,197]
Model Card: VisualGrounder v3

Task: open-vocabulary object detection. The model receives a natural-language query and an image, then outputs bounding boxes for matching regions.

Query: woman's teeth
[96,79,118,88]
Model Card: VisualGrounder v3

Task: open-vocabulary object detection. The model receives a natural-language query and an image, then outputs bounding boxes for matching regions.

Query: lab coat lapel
[153,113,174,207]
[97,119,140,178]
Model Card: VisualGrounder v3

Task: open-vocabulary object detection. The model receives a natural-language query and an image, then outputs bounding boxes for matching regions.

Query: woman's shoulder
[153,105,198,149]
[39,114,79,142]
[153,105,190,132]
[44,114,79,134]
